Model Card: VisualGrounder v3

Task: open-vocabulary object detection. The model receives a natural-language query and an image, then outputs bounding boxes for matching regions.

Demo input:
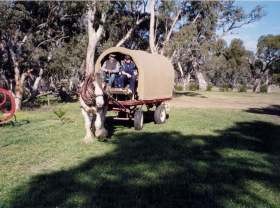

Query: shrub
[260,85,268,93]
[53,108,67,123]
[219,84,231,92]
[189,83,199,91]
[272,73,280,86]
[238,85,247,92]
[206,85,212,91]
[174,85,184,91]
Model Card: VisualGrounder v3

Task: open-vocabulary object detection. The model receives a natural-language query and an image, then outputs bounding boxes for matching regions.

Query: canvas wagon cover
[95,47,174,100]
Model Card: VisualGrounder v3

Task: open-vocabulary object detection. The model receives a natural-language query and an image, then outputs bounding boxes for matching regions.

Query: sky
[222,1,280,52]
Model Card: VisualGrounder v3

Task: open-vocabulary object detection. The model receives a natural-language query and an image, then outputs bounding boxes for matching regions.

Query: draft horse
[79,72,108,143]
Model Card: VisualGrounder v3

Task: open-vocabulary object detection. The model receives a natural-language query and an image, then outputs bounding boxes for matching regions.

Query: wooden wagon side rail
[109,97,171,107]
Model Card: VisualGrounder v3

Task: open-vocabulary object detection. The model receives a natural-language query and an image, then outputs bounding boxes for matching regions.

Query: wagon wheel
[0,88,16,124]
[134,109,143,130]
[154,104,166,124]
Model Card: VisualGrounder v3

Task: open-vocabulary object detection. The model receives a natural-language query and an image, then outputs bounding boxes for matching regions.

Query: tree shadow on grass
[245,105,280,117]
[106,111,160,137]
[8,121,280,208]
[0,119,30,128]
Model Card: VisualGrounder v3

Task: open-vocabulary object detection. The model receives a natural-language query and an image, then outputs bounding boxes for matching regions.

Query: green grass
[0,102,280,208]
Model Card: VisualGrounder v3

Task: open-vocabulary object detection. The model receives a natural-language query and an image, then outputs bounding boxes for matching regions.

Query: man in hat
[120,55,137,94]
[101,54,120,88]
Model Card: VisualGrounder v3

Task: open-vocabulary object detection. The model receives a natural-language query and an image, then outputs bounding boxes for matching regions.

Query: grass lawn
[0,96,280,208]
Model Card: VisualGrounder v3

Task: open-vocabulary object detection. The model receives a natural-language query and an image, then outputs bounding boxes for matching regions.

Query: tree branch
[160,10,181,55]
[116,16,147,47]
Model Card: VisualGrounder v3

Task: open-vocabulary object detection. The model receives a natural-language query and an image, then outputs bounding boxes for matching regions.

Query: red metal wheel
[0,88,16,124]
[0,91,7,107]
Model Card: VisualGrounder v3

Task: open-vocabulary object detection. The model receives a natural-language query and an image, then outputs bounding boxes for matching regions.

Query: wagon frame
[95,47,174,130]
[107,95,171,130]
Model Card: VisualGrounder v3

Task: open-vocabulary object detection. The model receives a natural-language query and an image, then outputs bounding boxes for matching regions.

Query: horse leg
[94,108,108,138]
[81,108,94,144]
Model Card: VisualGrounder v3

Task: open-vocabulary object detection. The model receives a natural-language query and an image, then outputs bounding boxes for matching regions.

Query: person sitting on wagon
[120,55,137,94]
[101,54,120,88]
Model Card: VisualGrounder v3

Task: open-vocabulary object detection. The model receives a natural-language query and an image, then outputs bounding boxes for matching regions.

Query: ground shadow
[8,121,280,208]
[245,105,280,117]
[173,91,207,98]
[106,111,159,137]
[0,119,30,128]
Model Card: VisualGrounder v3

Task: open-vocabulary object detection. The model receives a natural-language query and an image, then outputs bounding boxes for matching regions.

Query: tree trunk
[85,2,106,76]
[14,66,27,111]
[185,73,191,90]
[177,62,190,90]
[9,49,25,111]
[148,0,157,54]
[0,73,9,89]
[195,71,207,91]
[264,70,271,93]
[85,4,97,76]
[32,68,43,91]
[160,10,181,55]
[253,78,261,93]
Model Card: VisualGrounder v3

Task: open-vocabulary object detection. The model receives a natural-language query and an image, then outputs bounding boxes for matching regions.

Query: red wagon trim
[110,97,172,106]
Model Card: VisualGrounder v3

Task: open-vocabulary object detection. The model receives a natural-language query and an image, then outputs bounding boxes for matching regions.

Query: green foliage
[207,38,252,88]
[257,35,280,59]
[53,108,67,123]
[257,34,280,75]
[238,85,247,92]
[189,83,199,91]
[260,85,268,93]
[272,73,280,86]
[219,84,232,92]
[206,85,212,91]
[174,85,184,91]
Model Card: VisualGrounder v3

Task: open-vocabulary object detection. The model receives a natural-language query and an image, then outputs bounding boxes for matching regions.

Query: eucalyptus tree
[218,1,265,38]
[0,1,86,109]
[160,0,264,90]
[219,39,251,88]
[249,34,280,92]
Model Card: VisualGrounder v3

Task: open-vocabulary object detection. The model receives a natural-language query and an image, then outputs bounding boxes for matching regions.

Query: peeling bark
[32,68,44,91]
[253,78,261,93]
[14,66,27,111]
[148,0,157,54]
[9,49,24,111]
[177,62,184,77]
[160,10,181,55]
[264,70,271,93]
[85,2,106,75]
[195,71,207,91]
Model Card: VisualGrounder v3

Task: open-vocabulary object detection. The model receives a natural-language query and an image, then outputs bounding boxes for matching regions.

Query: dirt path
[170,91,280,110]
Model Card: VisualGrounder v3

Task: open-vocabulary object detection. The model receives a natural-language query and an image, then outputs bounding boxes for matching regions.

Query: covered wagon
[95,47,174,129]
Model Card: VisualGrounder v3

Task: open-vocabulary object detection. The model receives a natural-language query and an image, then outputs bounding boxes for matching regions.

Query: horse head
[80,72,106,109]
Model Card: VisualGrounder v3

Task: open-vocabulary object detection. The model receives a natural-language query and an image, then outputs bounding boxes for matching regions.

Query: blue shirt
[121,62,136,76]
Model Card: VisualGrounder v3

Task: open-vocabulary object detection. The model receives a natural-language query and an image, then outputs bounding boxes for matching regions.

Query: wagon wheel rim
[140,112,143,126]
[160,108,166,122]
[0,92,7,107]
[0,88,16,124]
